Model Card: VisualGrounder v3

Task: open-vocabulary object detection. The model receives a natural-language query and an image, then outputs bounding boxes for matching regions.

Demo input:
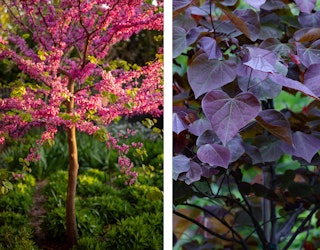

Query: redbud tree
[0,0,163,248]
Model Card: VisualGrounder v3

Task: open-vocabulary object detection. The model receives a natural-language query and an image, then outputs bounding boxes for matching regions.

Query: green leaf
[146,187,163,201]
[2,180,13,190]
[93,127,109,142]
[0,169,9,179]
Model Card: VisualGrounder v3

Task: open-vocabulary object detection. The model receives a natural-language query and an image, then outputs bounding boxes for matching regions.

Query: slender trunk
[66,80,79,248]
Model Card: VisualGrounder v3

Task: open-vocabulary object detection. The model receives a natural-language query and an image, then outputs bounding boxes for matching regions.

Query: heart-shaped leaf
[256,110,293,145]
[227,135,245,162]
[298,12,320,28]
[304,63,320,97]
[184,161,202,185]
[281,131,320,163]
[296,41,320,68]
[244,0,266,10]
[187,53,236,98]
[234,9,260,41]
[198,37,223,59]
[202,90,261,145]
[238,76,282,100]
[294,0,316,14]
[269,73,318,99]
[173,155,190,180]
[173,26,187,58]
[298,28,320,42]
[173,112,188,134]
[197,143,231,168]
[244,47,277,73]
[188,118,212,136]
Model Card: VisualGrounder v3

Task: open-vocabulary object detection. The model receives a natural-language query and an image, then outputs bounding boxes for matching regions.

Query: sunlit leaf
[202,90,260,145]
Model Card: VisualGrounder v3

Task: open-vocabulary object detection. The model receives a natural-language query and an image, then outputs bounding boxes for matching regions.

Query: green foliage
[0,225,38,250]
[104,212,163,250]
[0,211,30,228]
[81,195,134,225]
[73,237,107,250]
[0,174,35,213]
[41,207,66,241]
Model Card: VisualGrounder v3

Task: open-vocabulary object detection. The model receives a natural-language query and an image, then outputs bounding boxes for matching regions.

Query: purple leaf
[173,0,193,12]
[227,135,245,162]
[186,26,208,46]
[244,0,266,10]
[202,90,261,145]
[253,135,284,162]
[256,109,293,145]
[259,38,291,57]
[244,144,263,164]
[197,144,231,168]
[243,47,277,73]
[220,0,238,6]
[173,112,188,134]
[185,161,203,185]
[233,9,260,41]
[304,63,320,97]
[296,41,320,67]
[188,118,212,136]
[196,130,217,147]
[281,132,320,163]
[269,73,318,99]
[173,26,187,58]
[187,53,237,98]
[238,76,282,100]
[298,12,320,28]
[261,0,286,10]
[198,37,223,59]
[202,165,220,178]
[173,155,190,180]
[294,0,316,14]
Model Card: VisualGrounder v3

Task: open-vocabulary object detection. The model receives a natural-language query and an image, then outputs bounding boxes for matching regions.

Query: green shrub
[41,206,66,241]
[77,174,115,197]
[81,195,134,225]
[77,208,104,237]
[73,236,107,250]
[119,185,163,214]
[104,212,163,250]
[0,211,29,228]
[0,225,38,250]
[0,174,35,213]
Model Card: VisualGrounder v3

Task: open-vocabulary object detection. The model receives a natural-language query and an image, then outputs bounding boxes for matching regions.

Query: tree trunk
[66,80,79,248]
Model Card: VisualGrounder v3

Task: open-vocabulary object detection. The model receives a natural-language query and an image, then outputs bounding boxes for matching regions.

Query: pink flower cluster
[0,0,163,185]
